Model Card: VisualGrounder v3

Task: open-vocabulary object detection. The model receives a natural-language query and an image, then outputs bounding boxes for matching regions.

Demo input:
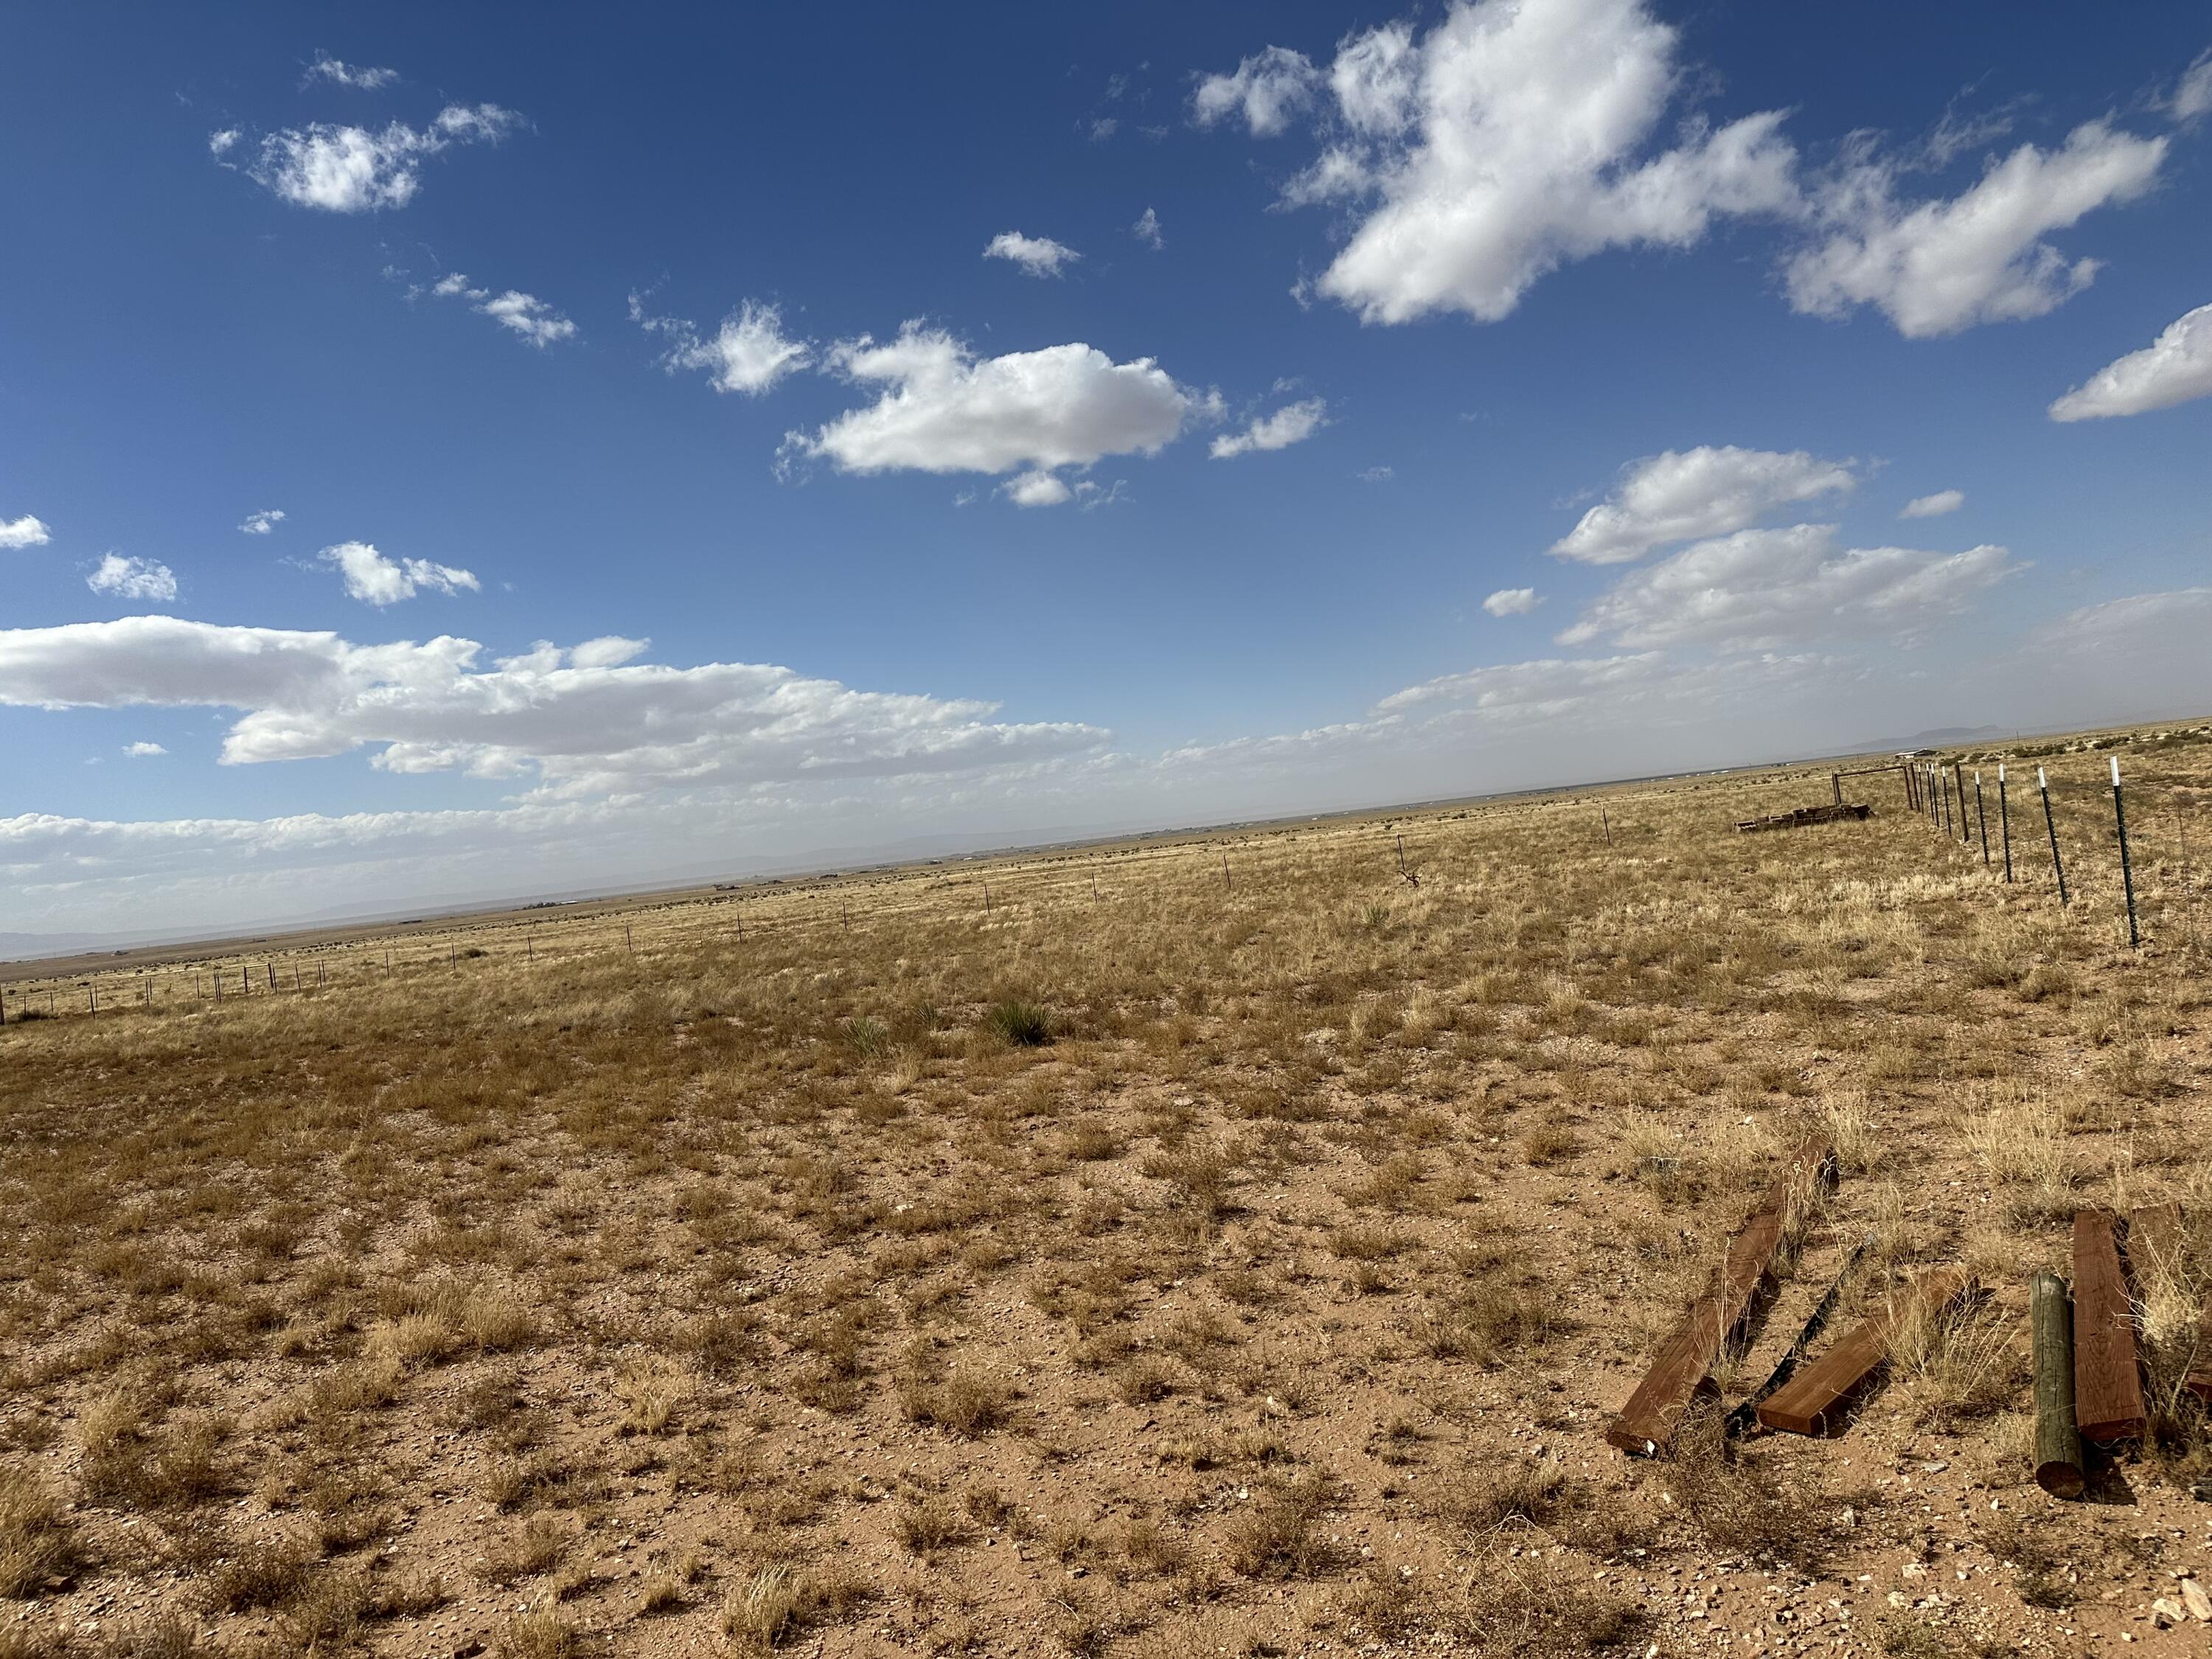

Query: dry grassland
[4,723,2212,1658]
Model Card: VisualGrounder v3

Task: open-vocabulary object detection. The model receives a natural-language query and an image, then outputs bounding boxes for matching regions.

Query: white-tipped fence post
[2111,757,2138,948]
[1998,765,2014,883]
[2039,768,2068,907]
[1973,771,1990,868]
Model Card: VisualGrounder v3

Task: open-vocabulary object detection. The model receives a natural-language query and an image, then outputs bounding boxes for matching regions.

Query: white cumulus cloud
[1001,470,1074,508]
[1899,489,1964,518]
[1192,45,1322,138]
[1786,121,2166,338]
[2048,302,2212,422]
[86,554,178,602]
[122,741,167,757]
[1215,0,1800,324]
[319,542,479,607]
[1133,207,1164,250]
[784,326,1196,494]
[1210,397,1327,459]
[1,515,52,550]
[984,232,1082,278]
[228,102,522,212]
[631,296,812,394]
[239,509,286,535]
[1483,587,1542,616]
[1557,524,2015,650]
[0,616,1110,798]
[1551,445,1856,565]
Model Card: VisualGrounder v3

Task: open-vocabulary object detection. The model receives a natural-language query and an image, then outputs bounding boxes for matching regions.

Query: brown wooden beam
[1756,1267,1971,1436]
[2073,1211,2147,1443]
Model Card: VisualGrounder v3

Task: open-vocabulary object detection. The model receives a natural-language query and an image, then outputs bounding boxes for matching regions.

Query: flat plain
[4,722,2211,1658]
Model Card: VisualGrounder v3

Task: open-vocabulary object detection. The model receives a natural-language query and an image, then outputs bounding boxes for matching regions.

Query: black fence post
[1973,771,1990,868]
[2039,767,2068,907]
[2111,757,2138,948]
[1998,765,2014,883]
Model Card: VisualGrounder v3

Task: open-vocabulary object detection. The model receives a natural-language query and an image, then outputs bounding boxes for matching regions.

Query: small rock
[2151,1599,2183,1627]
[2180,1579,2212,1622]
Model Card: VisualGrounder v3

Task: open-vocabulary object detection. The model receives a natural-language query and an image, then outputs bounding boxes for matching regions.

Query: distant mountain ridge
[1847,724,2015,752]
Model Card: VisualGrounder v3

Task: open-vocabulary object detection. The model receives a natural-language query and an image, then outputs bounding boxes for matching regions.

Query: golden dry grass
[1,720,2209,1653]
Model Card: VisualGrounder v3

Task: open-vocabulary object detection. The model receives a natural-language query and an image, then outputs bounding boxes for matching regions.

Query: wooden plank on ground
[1756,1267,1971,1436]
[2126,1203,2212,1408]
[2073,1211,2147,1442]
[1606,1138,1835,1455]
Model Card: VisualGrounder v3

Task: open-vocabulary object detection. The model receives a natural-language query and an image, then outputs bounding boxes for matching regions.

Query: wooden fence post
[2031,1270,2084,1498]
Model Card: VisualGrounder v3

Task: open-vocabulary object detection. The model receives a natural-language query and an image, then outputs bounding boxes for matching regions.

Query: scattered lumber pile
[1606,1139,1835,1455]
[1733,802,1873,834]
[2019,1206,2209,1499]
[1602,1164,2208,1498]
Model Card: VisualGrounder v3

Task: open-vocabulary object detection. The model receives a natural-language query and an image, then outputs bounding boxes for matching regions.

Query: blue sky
[4,1,2209,938]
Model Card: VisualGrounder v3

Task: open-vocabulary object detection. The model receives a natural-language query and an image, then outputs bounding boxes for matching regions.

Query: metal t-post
[1998,765,2013,883]
[2039,768,2067,907]
[2111,757,2138,948]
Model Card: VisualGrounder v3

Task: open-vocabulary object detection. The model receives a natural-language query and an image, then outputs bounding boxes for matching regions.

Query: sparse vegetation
[0,724,2207,1650]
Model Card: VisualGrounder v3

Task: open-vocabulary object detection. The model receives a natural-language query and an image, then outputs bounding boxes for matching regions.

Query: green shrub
[985,1001,1051,1047]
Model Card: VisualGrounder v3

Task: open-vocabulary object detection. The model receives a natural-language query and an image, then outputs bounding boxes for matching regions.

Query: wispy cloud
[630,295,812,394]
[1210,397,1326,459]
[223,102,523,212]
[306,52,398,91]
[984,231,1082,278]
[430,274,576,348]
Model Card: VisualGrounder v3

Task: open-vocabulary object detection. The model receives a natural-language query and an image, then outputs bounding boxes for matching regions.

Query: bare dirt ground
[4,724,2211,1658]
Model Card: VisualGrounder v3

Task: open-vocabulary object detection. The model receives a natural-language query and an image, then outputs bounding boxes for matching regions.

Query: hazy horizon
[6,1,2210,938]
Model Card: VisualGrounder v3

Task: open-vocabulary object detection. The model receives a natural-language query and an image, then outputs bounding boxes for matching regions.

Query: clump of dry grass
[77,1394,228,1511]
[480,1513,571,1587]
[721,1562,874,1649]
[0,1467,80,1598]
[897,1366,1010,1436]
[497,1606,580,1658]
[1408,1280,1559,1368]
[1890,1291,2021,1430]
[1660,1409,1849,1571]
[200,1532,318,1613]
[1222,1471,1339,1578]
[1445,1548,1640,1656]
